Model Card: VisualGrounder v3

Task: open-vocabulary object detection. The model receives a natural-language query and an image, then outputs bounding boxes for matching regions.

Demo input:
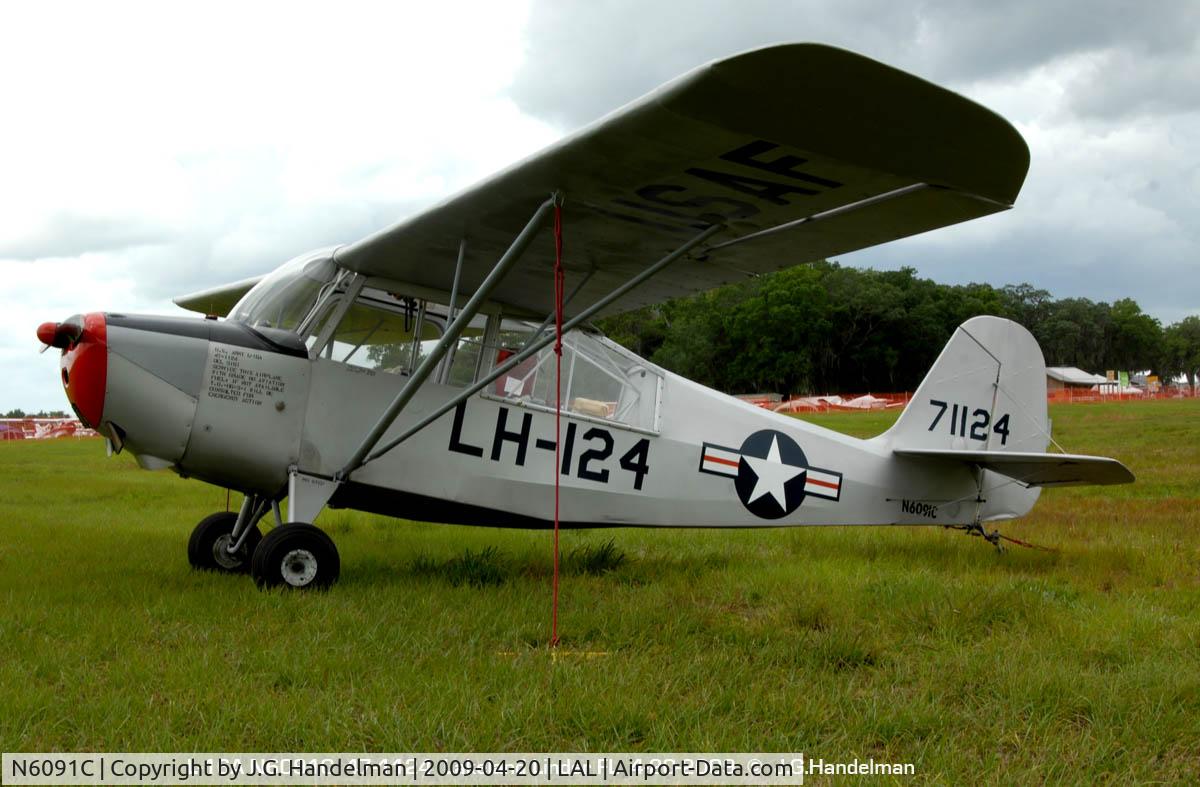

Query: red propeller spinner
[39,313,107,428]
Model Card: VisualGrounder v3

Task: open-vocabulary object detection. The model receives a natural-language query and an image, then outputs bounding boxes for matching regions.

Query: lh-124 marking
[447,402,651,490]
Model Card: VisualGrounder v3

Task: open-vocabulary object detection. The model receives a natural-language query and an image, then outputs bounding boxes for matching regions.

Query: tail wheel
[251,523,340,590]
[187,511,262,574]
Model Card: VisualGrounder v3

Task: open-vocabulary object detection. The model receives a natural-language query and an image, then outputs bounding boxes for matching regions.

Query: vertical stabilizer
[879,316,1049,521]
[883,316,1048,453]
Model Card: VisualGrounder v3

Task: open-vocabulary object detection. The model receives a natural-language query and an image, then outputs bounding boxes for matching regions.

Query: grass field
[2,399,1198,782]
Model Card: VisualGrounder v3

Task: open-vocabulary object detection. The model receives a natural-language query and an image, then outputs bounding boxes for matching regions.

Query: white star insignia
[743,435,806,506]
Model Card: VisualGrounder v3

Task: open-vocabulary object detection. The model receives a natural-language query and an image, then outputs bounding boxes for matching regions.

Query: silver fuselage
[94,308,1038,530]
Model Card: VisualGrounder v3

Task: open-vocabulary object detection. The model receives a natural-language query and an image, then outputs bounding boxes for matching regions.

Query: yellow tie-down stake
[496,649,612,662]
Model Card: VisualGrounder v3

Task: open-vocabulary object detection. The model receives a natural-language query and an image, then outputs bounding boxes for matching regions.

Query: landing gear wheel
[187,512,263,574]
[251,523,340,590]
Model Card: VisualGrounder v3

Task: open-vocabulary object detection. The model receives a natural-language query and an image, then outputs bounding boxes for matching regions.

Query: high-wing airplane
[38,44,1133,590]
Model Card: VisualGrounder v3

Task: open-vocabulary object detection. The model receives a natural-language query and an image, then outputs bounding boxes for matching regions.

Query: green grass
[1,400,1199,782]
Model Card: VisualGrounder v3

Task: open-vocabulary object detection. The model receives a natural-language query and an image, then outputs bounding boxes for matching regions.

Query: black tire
[250,523,340,590]
[187,511,263,574]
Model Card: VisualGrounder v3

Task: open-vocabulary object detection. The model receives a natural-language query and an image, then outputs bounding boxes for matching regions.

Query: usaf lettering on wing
[597,138,844,234]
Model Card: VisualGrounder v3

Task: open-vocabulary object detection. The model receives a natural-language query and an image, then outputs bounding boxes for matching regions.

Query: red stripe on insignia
[705,455,740,468]
[808,477,839,490]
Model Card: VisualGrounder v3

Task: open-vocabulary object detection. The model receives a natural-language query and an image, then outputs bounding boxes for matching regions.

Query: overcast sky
[4,0,1197,411]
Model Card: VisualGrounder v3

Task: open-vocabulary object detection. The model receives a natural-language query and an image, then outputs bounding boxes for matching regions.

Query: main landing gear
[251,523,340,590]
[187,511,262,573]
[188,493,341,590]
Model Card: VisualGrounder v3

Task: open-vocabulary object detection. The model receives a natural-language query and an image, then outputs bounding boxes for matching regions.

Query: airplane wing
[174,276,263,317]
[894,449,1135,487]
[331,43,1030,320]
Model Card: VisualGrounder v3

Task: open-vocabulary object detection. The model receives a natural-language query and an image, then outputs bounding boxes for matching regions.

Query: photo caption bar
[1,753,916,784]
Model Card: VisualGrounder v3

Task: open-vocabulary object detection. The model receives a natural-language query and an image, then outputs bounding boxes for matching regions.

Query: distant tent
[1046,367,1111,391]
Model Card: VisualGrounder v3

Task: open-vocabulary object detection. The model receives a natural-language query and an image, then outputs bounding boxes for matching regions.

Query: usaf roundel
[698,429,843,519]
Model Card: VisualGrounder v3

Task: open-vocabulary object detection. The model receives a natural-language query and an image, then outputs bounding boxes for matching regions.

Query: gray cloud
[511,0,914,130]
[511,0,1200,128]
[855,216,1197,315]
[915,0,1199,86]
[1067,43,1200,119]
[508,0,1200,324]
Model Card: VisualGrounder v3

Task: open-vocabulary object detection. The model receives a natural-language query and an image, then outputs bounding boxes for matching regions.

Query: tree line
[598,261,1200,396]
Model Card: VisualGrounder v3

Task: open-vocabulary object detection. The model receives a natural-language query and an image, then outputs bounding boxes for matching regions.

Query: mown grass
[1,400,1198,782]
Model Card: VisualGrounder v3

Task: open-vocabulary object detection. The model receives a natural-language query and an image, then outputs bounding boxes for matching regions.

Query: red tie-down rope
[551,201,565,648]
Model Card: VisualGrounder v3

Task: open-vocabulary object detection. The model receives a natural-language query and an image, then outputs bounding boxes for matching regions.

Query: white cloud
[2,0,559,410]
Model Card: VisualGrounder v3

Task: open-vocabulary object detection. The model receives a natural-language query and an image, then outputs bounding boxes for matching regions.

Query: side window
[491,320,547,398]
[445,329,487,387]
[440,315,529,389]
[322,298,439,374]
[490,328,661,431]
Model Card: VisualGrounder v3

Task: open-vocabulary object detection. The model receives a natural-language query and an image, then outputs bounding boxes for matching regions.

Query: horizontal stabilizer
[894,449,1135,487]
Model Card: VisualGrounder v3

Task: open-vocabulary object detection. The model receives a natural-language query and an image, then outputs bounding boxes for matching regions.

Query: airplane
[37,44,1133,590]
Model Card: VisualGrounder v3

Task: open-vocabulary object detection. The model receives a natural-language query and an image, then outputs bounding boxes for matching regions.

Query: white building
[1046,366,1112,391]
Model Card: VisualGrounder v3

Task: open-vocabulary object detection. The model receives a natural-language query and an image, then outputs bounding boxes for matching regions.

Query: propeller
[37,319,83,352]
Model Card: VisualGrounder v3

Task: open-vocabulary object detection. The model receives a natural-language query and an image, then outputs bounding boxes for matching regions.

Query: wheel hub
[212,533,244,570]
[280,548,318,587]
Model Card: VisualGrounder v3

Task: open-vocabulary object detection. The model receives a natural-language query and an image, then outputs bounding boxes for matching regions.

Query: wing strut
[338,195,558,479]
[358,222,723,467]
[704,182,932,253]
[436,238,469,385]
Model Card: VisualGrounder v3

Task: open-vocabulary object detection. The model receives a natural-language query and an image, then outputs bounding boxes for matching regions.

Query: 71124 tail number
[927,399,1010,445]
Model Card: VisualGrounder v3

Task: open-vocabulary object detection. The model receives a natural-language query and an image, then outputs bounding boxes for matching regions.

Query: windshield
[228,249,338,332]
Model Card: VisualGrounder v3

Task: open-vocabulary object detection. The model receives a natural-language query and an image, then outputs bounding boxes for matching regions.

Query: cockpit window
[228,249,338,333]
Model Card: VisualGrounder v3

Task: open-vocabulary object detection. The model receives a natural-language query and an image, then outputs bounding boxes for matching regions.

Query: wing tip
[678,42,1029,205]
